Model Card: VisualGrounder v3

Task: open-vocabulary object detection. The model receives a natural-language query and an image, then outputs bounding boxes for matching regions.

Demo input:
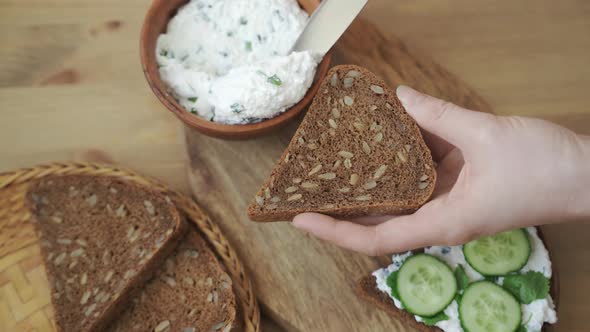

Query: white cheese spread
[156,0,322,124]
[372,227,557,332]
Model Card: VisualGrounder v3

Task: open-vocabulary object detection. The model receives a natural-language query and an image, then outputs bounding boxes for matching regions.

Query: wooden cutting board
[185,17,493,332]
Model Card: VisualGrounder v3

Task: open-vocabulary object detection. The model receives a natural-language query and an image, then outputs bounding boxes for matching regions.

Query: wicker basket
[0,162,260,332]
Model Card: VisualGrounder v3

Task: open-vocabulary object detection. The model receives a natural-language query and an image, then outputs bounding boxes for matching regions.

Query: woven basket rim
[0,161,260,332]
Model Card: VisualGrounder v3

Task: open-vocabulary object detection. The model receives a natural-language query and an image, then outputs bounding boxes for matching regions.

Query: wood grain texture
[1,0,590,331]
[184,17,494,332]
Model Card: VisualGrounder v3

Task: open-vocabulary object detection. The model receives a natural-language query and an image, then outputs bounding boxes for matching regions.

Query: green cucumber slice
[463,229,531,276]
[396,254,457,316]
[459,281,522,332]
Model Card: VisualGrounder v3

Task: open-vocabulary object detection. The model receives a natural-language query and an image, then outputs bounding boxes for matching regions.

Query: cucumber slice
[396,254,457,317]
[463,229,531,276]
[459,281,522,332]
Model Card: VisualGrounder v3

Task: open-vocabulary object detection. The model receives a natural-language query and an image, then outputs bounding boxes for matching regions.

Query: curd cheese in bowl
[155,0,322,125]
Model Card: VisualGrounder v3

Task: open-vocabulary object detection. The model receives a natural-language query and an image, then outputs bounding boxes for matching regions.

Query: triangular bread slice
[27,175,187,332]
[248,65,436,222]
[107,227,236,332]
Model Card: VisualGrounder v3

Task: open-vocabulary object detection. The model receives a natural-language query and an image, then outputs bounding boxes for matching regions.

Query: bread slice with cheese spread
[356,275,440,332]
[355,228,559,332]
[248,65,436,222]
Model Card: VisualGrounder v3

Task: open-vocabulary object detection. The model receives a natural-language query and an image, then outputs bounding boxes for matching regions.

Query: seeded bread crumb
[27,175,187,332]
[108,227,236,332]
[248,65,436,222]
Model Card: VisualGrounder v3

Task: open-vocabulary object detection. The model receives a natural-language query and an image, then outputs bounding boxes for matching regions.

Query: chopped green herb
[454,265,470,292]
[189,108,198,115]
[420,312,449,326]
[385,270,400,299]
[239,16,248,25]
[256,71,282,86]
[502,271,550,304]
[159,49,168,57]
[209,106,216,121]
[516,324,528,332]
[256,70,283,86]
[245,41,253,51]
[226,31,234,37]
[230,103,245,114]
[188,97,198,103]
[267,74,282,86]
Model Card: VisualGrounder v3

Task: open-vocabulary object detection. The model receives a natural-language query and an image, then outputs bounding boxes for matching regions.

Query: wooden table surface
[1,0,589,331]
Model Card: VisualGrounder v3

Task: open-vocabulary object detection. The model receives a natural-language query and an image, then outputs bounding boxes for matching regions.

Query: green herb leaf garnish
[454,264,470,292]
[516,324,528,332]
[502,271,550,304]
[159,49,168,57]
[420,312,450,326]
[188,97,198,103]
[385,270,400,299]
[484,275,499,283]
[245,41,252,51]
[239,16,248,25]
[189,108,198,115]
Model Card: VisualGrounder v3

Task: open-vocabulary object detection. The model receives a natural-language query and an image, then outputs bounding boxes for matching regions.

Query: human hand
[292,86,590,255]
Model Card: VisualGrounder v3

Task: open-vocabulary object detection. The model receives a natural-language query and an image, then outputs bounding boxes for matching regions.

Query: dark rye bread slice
[27,175,187,332]
[107,227,236,332]
[356,275,441,332]
[248,65,436,222]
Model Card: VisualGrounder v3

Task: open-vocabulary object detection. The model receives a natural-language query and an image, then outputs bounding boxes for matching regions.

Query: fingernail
[292,214,314,232]
[396,85,419,109]
[292,216,305,229]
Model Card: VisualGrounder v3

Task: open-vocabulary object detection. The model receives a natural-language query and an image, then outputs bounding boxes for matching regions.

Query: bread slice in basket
[107,227,236,332]
[27,175,187,332]
[248,65,436,222]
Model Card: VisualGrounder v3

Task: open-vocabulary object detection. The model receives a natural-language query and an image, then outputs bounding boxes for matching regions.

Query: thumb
[396,85,494,151]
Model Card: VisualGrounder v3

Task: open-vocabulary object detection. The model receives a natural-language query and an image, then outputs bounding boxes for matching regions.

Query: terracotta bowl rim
[139,0,332,139]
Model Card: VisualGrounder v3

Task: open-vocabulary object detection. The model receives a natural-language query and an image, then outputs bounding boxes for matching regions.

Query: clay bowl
[140,0,332,140]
